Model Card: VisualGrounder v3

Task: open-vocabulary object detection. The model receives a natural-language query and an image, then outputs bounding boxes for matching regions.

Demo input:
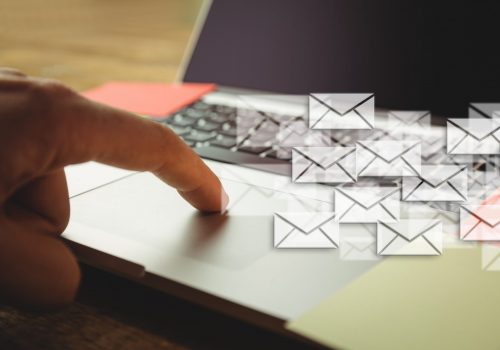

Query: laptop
[62,0,498,343]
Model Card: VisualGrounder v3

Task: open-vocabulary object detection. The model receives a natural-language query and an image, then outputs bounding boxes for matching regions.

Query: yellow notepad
[287,246,500,350]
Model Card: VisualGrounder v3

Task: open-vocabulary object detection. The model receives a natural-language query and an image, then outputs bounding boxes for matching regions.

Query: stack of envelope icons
[335,186,400,223]
[460,205,500,241]
[377,220,443,256]
[273,212,338,248]
[402,165,468,202]
[256,94,500,256]
[447,118,500,154]
[356,140,421,177]
[291,147,356,183]
[308,93,375,130]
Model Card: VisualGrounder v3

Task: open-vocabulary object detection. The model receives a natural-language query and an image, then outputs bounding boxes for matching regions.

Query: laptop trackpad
[67,172,332,270]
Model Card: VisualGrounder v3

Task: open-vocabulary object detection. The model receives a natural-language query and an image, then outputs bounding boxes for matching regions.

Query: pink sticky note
[81,82,216,118]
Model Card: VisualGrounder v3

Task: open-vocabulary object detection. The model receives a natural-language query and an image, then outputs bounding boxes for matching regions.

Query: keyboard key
[220,127,238,137]
[238,145,271,155]
[169,114,196,127]
[184,131,217,143]
[184,108,207,119]
[206,112,228,124]
[264,150,278,158]
[193,120,220,132]
[167,125,191,136]
[209,136,237,149]
[192,101,210,110]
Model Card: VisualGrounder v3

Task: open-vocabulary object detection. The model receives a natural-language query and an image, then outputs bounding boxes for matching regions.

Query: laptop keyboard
[159,100,368,166]
[161,101,293,162]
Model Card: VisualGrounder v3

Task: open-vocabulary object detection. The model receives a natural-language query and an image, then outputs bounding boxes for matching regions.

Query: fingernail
[221,188,230,211]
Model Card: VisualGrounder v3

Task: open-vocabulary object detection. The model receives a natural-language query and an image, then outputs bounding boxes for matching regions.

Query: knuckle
[28,78,74,108]
[26,79,76,142]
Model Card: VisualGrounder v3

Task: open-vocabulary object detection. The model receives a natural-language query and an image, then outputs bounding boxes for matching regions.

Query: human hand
[0,68,228,308]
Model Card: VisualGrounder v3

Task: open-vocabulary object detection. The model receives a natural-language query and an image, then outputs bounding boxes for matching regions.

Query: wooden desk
[0,1,316,348]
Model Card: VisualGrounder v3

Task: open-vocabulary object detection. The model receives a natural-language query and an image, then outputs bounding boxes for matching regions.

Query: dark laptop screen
[183,0,500,118]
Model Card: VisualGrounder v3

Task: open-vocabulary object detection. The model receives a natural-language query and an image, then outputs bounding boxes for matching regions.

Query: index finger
[48,87,228,212]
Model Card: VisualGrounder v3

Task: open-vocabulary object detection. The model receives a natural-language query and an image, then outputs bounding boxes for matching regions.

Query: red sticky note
[81,81,216,117]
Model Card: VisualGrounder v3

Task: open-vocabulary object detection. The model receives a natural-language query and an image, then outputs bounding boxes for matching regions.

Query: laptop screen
[182,0,500,118]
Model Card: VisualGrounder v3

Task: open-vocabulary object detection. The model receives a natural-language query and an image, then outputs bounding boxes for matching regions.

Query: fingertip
[178,178,229,213]
[221,187,230,211]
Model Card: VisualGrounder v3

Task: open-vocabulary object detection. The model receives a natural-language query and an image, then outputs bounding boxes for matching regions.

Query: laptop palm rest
[64,170,380,320]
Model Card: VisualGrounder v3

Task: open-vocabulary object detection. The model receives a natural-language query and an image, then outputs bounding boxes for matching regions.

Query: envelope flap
[388,110,430,124]
[294,147,355,169]
[276,212,335,234]
[418,165,466,187]
[358,140,419,163]
[462,205,500,227]
[311,93,373,115]
[448,119,500,140]
[337,186,398,209]
[381,220,440,241]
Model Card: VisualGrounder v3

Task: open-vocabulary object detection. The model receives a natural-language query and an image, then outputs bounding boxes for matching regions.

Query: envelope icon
[236,106,281,147]
[274,212,338,248]
[356,140,421,177]
[460,205,500,241]
[402,165,468,202]
[278,116,332,147]
[292,146,356,183]
[219,164,319,216]
[447,118,500,154]
[468,170,491,198]
[335,186,400,223]
[481,244,500,271]
[308,93,375,130]
[419,129,447,162]
[469,103,500,119]
[377,220,442,255]
[235,94,306,148]
[340,224,380,261]
[387,110,431,131]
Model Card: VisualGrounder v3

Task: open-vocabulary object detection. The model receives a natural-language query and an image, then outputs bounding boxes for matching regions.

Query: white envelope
[482,243,500,271]
[402,165,468,202]
[236,108,281,147]
[278,116,332,147]
[460,205,500,241]
[377,220,442,256]
[308,93,375,130]
[447,118,500,154]
[335,186,400,223]
[274,212,338,248]
[469,103,500,119]
[218,164,330,216]
[235,94,306,148]
[356,140,421,177]
[292,147,356,183]
[468,170,494,199]
[387,110,431,132]
[419,128,447,162]
[400,202,465,248]
[339,224,380,261]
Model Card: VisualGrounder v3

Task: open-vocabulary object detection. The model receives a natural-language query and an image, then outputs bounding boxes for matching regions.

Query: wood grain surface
[0,1,318,349]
